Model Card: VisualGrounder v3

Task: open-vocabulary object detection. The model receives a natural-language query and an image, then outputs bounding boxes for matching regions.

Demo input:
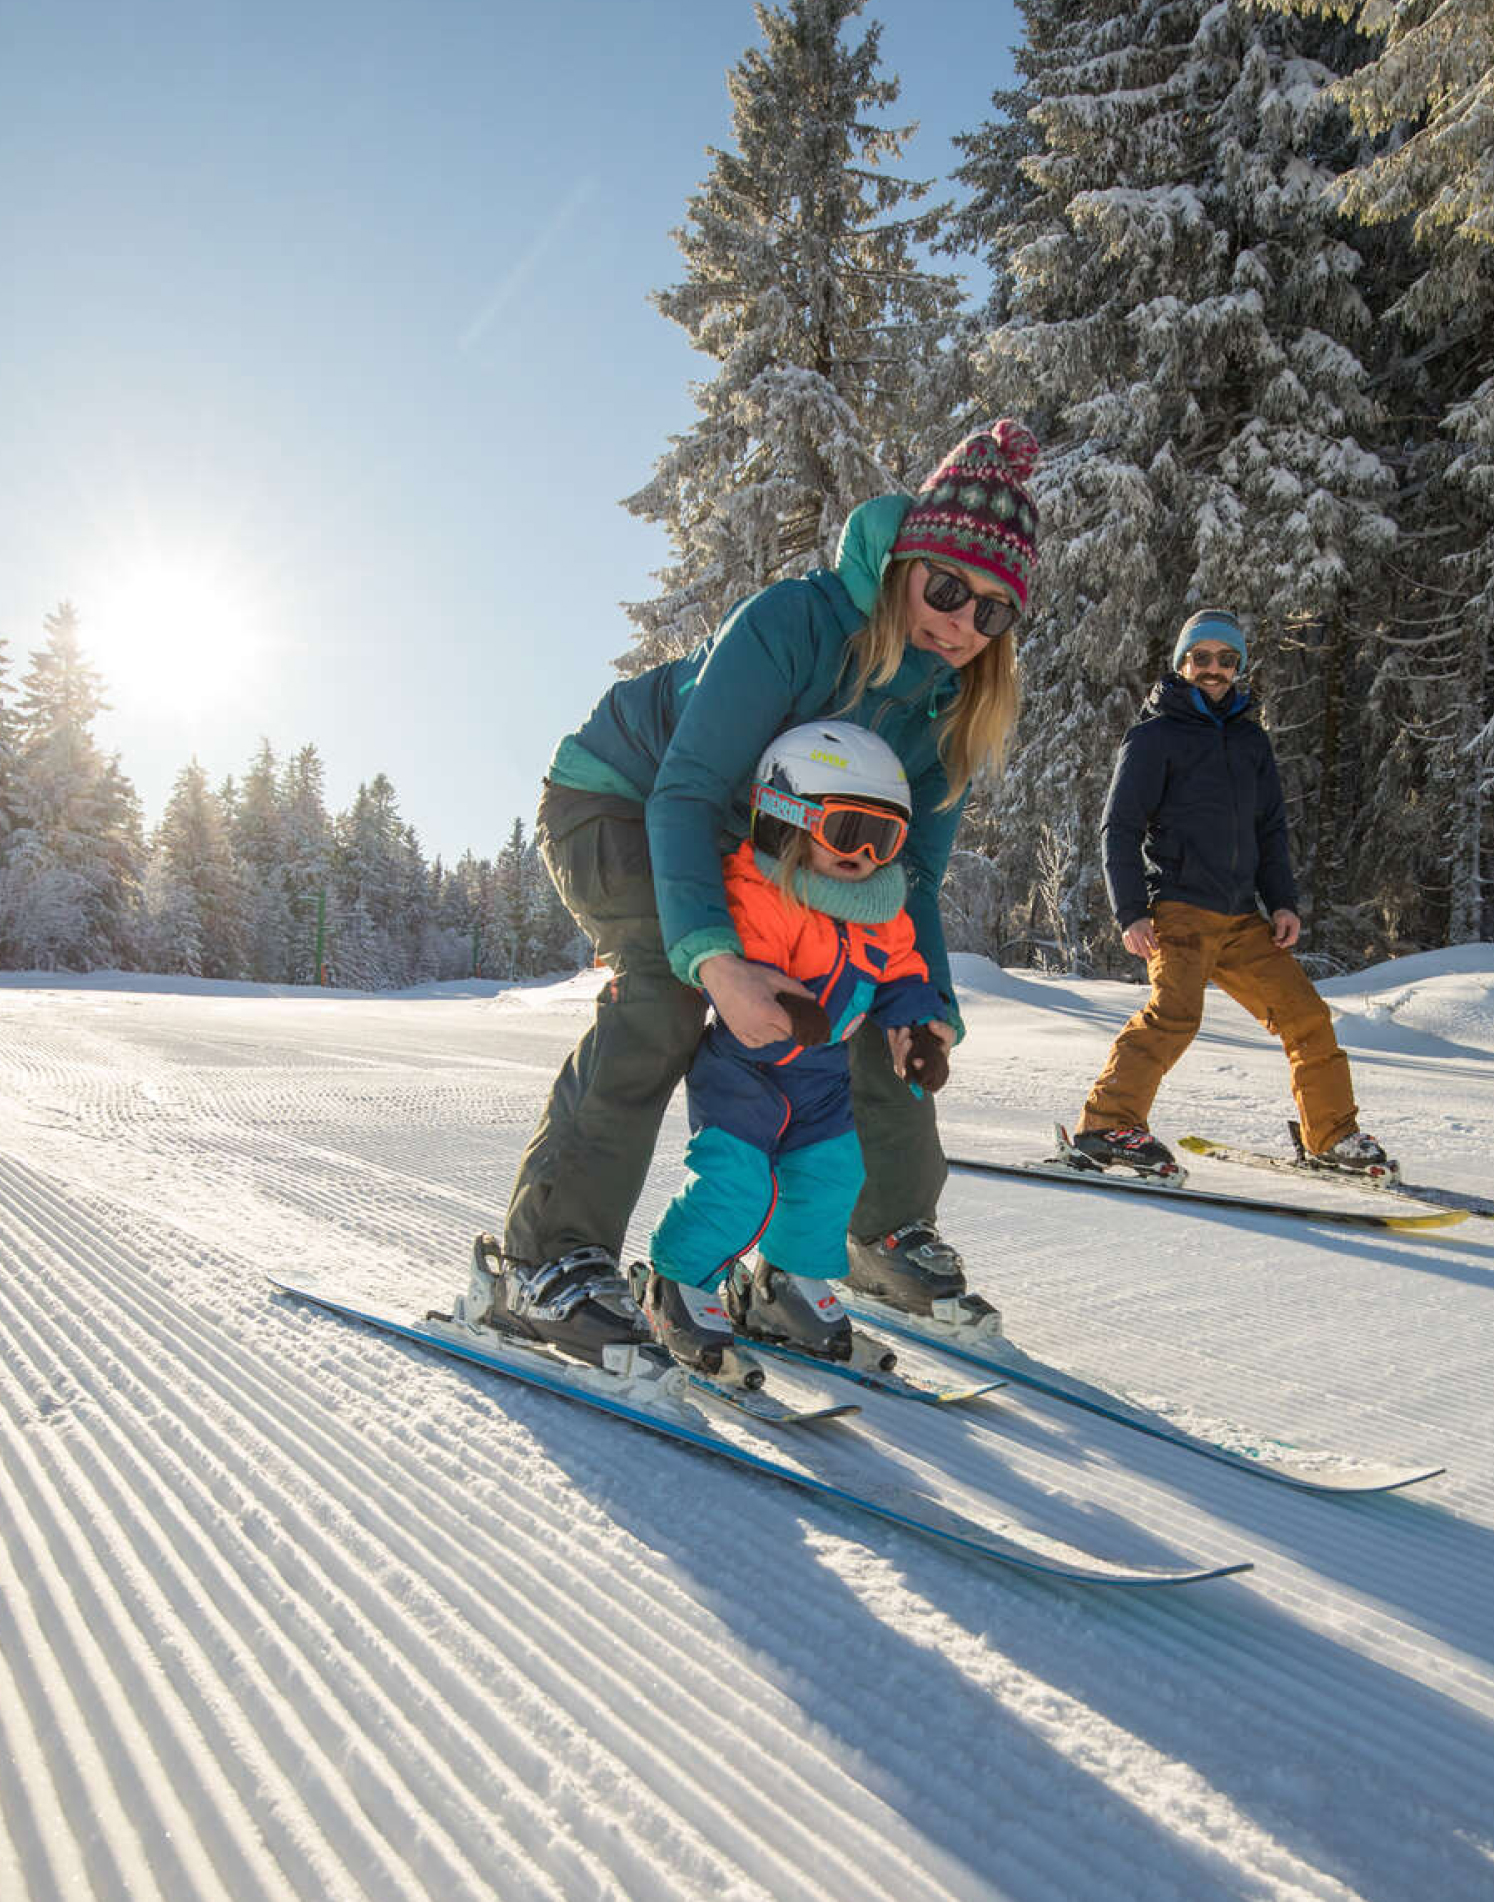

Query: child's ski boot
[633,1266,766,1388]
[723,1257,859,1362]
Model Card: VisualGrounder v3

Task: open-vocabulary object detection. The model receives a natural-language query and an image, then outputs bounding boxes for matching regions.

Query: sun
[92,551,267,716]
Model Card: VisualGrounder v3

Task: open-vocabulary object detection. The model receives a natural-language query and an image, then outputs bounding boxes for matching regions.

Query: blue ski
[839,1296,1444,1496]
[269,1279,1251,1588]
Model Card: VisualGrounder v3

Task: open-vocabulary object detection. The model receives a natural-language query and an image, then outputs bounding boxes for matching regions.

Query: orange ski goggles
[751,784,909,865]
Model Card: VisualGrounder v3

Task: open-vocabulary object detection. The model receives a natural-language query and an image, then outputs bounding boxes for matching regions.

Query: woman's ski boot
[844,1225,1000,1332]
[458,1234,653,1368]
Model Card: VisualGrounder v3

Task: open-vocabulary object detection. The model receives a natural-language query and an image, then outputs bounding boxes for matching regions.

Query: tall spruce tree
[1262,0,1494,940]
[279,745,334,984]
[951,0,1402,960]
[330,774,430,988]
[144,759,245,978]
[0,637,18,849]
[2,603,143,969]
[232,739,295,982]
[622,0,962,667]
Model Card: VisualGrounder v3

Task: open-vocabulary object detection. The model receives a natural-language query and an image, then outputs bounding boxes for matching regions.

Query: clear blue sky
[0,0,1019,863]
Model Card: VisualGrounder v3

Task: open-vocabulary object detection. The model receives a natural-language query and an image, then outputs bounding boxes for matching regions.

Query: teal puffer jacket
[563,497,968,1008]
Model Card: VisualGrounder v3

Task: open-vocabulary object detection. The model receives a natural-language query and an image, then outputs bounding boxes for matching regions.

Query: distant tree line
[623,0,1493,970]
[0,604,584,988]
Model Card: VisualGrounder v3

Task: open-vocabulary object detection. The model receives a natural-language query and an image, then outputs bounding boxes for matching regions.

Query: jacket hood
[835,493,913,616]
[1143,672,1252,726]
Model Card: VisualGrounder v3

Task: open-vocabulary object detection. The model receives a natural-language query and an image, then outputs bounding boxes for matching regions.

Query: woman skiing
[642,722,951,1375]
[470,420,1040,1368]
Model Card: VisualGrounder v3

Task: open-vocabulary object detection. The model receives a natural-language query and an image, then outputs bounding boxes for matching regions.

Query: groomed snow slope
[0,952,1491,1902]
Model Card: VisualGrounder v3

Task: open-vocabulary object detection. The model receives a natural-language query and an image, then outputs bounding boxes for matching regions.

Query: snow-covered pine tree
[148,759,245,978]
[0,636,19,852]
[1260,0,1494,940]
[2,603,144,969]
[228,739,296,981]
[278,744,334,984]
[621,0,962,669]
[492,817,536,979]
[137,847,204,977]
[950,0,1401,959]
[330,774,429,988]
[429,850,484,979]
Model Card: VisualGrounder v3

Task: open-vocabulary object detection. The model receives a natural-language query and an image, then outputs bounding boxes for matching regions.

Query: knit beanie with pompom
[891,419,1040,610]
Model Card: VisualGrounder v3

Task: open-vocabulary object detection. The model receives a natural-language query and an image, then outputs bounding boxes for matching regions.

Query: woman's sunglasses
[920,560,1020,640]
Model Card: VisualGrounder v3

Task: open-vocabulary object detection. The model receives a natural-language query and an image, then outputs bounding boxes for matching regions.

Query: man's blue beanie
[1173,609,1247,673]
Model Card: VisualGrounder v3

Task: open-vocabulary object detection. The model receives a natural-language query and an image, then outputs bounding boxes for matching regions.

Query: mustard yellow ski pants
[1078,902,1357,1155]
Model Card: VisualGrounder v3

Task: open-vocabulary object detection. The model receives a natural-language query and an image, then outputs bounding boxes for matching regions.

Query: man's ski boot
[1293,1122,1400,1184]
[721,1258,853,1362]
[457,1235,653,1369]
[1069,1125,1181,1179]
[845,1225,1000,1333]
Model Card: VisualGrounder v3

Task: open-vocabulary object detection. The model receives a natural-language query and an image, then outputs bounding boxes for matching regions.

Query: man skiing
[1071,609,1390,1179]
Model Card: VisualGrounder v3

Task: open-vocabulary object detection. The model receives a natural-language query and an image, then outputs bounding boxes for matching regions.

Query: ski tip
[1182,1559,1255,1585]
[1384,1210,1469,1231]
[1298,1463,1447,1494]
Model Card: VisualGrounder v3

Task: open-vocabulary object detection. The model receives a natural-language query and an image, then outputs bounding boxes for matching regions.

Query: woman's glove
[905,1023,950,1092]
[775,991,832,1047]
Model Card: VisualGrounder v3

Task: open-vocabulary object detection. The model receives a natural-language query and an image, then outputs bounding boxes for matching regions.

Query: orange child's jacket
[719,842,939,1057]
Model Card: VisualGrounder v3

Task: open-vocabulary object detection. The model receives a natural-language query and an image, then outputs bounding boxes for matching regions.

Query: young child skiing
[639,720,953,1376]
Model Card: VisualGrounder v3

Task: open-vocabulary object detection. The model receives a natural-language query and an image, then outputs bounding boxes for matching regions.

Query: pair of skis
[944,1126,1476,1231]
[269,1262,1440,1591]
[269,1279,1246,1588]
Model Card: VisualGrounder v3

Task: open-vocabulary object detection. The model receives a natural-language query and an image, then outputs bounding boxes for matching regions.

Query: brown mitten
[776,990,832,1046]
[905,1023,950,1092]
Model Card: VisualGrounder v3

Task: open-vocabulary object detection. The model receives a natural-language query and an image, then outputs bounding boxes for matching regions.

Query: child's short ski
[268,1279,1251,1587]
[1179,1132,1493,1221]
[750,1337,1007,1409]
[839,1294,1444,1496]
[685,1370,861,1426]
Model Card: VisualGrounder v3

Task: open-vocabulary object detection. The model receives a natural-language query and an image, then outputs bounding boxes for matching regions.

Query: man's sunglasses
[920,560,1020,640]
[1183,647,1240,672]
[752,784,910,866]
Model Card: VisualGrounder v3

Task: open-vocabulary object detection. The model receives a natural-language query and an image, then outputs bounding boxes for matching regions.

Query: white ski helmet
[750,720,911,861]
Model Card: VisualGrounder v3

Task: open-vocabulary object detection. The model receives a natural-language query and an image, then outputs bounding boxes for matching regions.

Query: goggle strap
[752,784,819,830]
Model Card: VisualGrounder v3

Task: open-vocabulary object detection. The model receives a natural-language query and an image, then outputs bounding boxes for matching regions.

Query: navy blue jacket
[1100,675,1298,929]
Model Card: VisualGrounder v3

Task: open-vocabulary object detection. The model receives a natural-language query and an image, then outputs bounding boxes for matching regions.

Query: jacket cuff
[937,993,966,1045]
[672,926,745,988]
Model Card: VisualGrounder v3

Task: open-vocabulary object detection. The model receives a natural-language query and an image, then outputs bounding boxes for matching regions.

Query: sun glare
[92,552,267,716]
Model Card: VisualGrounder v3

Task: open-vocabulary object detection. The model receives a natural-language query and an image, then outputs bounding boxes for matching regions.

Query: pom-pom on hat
[891,419,1040,611]
[1172,609,1248,673]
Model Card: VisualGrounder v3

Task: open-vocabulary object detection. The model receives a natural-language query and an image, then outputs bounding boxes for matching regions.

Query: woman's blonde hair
[838,558,1021,808]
